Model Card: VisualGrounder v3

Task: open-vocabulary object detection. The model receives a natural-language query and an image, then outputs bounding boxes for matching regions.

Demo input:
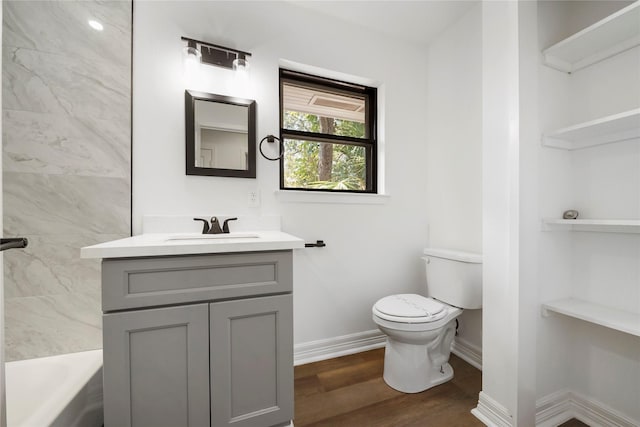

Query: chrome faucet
[193,217,238,234]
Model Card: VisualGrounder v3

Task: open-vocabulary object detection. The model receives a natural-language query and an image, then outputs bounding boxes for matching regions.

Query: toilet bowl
[373,294,462,393]
[372,248,482,394]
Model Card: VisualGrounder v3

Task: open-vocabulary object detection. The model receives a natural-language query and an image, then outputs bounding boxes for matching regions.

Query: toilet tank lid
[423,248,482,264]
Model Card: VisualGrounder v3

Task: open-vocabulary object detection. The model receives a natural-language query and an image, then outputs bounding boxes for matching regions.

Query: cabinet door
[103,304,210,427]
[210,294,293,427]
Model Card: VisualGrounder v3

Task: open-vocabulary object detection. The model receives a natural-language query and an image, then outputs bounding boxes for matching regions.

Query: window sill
[275,190,390,205]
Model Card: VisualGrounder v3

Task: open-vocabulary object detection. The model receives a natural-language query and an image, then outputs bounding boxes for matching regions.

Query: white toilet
[372,248,482,393]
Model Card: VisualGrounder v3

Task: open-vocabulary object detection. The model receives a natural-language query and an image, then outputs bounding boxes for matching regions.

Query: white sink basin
[165,233,260,242]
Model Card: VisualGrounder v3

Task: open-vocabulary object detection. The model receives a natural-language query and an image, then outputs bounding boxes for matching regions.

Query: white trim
[294,330,484,370]
[294,330,386,366]
[451,337,482,370]
[536,390,639,427]
[199,123,248,134]
[278,59,379,88]
[472,391,513,427]
[535,390,576,427]
[275,190,390,205]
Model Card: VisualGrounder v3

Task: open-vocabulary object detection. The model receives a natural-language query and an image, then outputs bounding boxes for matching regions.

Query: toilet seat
[373,294,447,323]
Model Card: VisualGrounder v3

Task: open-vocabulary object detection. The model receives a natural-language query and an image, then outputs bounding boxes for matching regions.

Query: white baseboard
[295,330,484,370]
[451,337,483,370]
[471,389,638,427]
[472,391,514,427]
[536,390,638,427]
[294,329,386,366]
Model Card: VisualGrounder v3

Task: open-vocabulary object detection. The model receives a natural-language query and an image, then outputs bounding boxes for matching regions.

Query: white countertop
[81,231,305,259]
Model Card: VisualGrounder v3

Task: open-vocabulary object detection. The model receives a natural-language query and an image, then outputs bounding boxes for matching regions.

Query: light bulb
[232,57,249,73]
[232,56,250,94]
[182,42,201,89]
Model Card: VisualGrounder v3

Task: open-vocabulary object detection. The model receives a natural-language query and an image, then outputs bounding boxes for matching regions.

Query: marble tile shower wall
[2,1,131,361]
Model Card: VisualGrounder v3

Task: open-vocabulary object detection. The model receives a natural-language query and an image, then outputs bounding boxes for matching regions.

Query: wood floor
[294,348,482,426]
[294,348,590,427]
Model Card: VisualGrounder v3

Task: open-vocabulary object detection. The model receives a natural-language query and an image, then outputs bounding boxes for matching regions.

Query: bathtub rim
[5,349,102,427]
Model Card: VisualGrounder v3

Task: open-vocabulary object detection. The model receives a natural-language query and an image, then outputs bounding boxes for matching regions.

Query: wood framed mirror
[185,90,256,178]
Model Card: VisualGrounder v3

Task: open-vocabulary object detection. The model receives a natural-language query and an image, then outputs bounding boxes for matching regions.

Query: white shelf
[542,2,640,73]
[542,298,640,337]
[542,218,640,233]
[542,109,640,150]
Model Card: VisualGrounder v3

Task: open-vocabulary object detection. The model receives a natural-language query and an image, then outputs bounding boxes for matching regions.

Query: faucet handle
[193,218,210,234]
[222,217,238,233]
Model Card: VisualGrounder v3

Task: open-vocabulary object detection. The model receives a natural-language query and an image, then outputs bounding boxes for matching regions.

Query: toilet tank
[423,248,482,309]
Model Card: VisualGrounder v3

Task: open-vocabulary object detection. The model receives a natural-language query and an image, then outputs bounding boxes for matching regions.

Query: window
[279,69,377,192]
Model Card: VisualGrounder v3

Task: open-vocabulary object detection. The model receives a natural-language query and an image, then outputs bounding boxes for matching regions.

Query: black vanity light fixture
[181,36,251,72]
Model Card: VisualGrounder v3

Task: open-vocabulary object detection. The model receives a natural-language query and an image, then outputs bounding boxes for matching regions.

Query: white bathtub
[5,349,103,427]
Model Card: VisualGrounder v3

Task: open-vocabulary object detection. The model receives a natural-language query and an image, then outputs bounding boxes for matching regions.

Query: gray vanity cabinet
[101,251,294,427]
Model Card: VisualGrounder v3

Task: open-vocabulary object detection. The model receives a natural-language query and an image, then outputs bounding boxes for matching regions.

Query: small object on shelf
[563,210,579,219]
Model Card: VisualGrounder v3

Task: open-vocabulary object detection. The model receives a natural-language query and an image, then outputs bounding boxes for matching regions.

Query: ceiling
[287,0,479,46]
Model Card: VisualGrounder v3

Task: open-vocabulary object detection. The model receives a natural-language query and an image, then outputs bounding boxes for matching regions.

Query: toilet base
[382,339,454,393]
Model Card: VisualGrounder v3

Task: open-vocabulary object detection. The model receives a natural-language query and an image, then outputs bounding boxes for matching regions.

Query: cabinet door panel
[103,304,210,427]
[210,294,293,427]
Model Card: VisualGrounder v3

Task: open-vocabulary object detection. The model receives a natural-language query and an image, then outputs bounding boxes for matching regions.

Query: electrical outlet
[248,190,260,207]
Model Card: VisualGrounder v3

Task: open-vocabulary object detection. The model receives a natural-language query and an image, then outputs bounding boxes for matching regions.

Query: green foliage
[333,119,365,138]
[284,111,320,133]
[283,111,367,190]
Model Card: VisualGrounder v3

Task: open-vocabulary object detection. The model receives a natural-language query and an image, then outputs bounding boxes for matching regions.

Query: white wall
[133,1,433,346]
[425,4,483,350]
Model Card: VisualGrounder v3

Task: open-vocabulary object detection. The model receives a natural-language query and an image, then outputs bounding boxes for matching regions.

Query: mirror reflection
[185,91,256,178]
[195,101,248,170]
